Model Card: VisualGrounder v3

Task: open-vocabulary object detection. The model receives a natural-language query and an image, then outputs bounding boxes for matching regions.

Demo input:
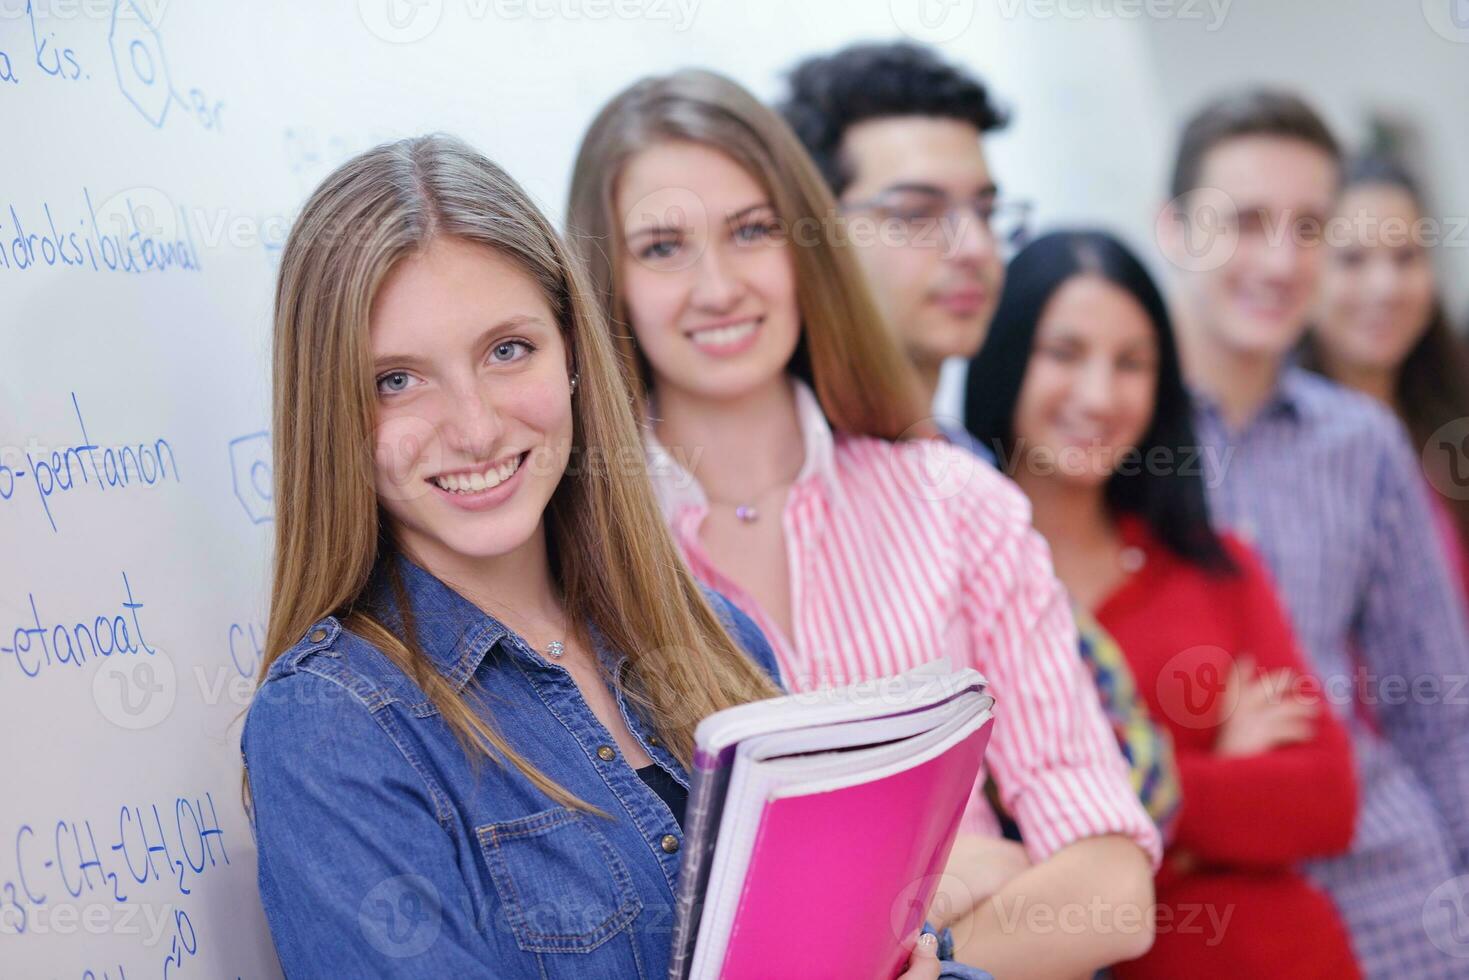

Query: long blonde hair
[259,134,779,809]
[566,69,930,438]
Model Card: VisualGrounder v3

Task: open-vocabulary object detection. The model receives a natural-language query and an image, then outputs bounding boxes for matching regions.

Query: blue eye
[376,371,415,395]
[491,339,534,363]
[733,221,777,243]
[639,239,679,261]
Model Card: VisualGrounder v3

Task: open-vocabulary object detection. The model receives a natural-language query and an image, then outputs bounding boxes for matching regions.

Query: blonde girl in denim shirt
[241,133,979,979]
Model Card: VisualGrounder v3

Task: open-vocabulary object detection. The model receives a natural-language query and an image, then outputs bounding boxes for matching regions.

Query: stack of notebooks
[668,660,995,980]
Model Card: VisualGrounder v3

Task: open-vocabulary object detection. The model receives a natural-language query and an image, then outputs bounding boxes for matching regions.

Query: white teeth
[689,319,758,348]
[432,455,522,494]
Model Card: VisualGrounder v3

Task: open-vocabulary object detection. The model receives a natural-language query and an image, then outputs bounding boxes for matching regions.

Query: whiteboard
[0,2,1168,975]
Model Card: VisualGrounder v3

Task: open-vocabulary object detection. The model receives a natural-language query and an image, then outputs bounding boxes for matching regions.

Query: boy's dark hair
[779,42,1009,197]
[1169,88,1341,199]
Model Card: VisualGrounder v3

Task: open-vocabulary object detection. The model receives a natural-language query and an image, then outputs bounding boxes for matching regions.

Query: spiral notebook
[667,659,994,980]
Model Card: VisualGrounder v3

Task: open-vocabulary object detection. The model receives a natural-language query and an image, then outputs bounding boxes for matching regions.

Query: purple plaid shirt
[1193,366,1469,978]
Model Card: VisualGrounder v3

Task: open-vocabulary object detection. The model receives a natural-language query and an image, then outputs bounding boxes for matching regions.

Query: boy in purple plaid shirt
[1158,88,1469,978]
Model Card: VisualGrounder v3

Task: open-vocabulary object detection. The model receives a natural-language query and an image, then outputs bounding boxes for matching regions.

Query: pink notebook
[669,660,994,980]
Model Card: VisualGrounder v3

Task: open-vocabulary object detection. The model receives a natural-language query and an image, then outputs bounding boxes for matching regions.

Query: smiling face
[1013,275,1160,489]
[370,235,574,572]
[1314,182,1436,375]
[614,140,801,405]
[837,116,1004,375]
[1170,135,1338,361]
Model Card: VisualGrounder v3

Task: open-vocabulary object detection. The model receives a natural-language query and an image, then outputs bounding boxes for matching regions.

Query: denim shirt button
[596,745,616,762]
[660,835,680,854]
[647,735,660,746]
[308,628,327,643]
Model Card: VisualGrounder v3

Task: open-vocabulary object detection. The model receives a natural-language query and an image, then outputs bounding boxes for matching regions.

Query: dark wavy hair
[964,230,1235,573]
[1300,154,1469,555]
[778,41,1009,196]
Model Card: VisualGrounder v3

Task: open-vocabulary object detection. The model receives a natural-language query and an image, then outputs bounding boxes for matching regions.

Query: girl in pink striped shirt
[568,69,1161,977]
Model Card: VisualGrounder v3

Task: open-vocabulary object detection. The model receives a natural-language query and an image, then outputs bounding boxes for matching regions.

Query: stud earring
[569,374,580,393]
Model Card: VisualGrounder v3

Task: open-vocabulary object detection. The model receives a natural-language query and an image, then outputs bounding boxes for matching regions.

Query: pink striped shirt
[645,379,1161,865]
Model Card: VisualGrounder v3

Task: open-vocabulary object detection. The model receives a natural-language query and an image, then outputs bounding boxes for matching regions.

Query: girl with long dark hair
[965,230,1360,979]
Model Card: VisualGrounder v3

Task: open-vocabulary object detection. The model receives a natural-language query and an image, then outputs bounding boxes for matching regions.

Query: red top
[1096,516,1360,980]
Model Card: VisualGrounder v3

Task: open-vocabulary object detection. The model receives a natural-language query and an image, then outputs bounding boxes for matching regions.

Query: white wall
[1139,0,1469,318]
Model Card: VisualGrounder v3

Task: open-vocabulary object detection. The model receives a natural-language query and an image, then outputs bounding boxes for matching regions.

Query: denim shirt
[242,555,992,979]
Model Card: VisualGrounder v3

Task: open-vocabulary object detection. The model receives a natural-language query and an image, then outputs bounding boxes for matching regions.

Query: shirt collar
[1191,363,1306,430]
[1273,365,1318,420]
[643,376,844,517]
[361,553,521,692]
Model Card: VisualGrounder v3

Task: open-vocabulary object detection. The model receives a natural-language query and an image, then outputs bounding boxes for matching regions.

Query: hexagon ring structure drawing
[230,432,274,524]
[111,0,173,128]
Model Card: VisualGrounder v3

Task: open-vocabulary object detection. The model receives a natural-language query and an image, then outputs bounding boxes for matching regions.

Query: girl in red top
[964,230,1360,979]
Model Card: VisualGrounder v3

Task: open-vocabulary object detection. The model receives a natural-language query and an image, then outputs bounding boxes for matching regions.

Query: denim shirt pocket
[477,806,643,955]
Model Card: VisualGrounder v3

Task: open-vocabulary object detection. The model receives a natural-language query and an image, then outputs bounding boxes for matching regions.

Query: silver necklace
[703,497,765,523]
[544,640,565,659]
[704,470,801,525]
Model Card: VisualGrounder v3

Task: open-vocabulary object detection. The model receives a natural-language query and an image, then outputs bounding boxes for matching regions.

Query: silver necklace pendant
[545,640,565,659]
[735,505,758,523]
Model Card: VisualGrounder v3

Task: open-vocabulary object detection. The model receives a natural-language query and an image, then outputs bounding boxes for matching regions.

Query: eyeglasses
[840,188,1033,257]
